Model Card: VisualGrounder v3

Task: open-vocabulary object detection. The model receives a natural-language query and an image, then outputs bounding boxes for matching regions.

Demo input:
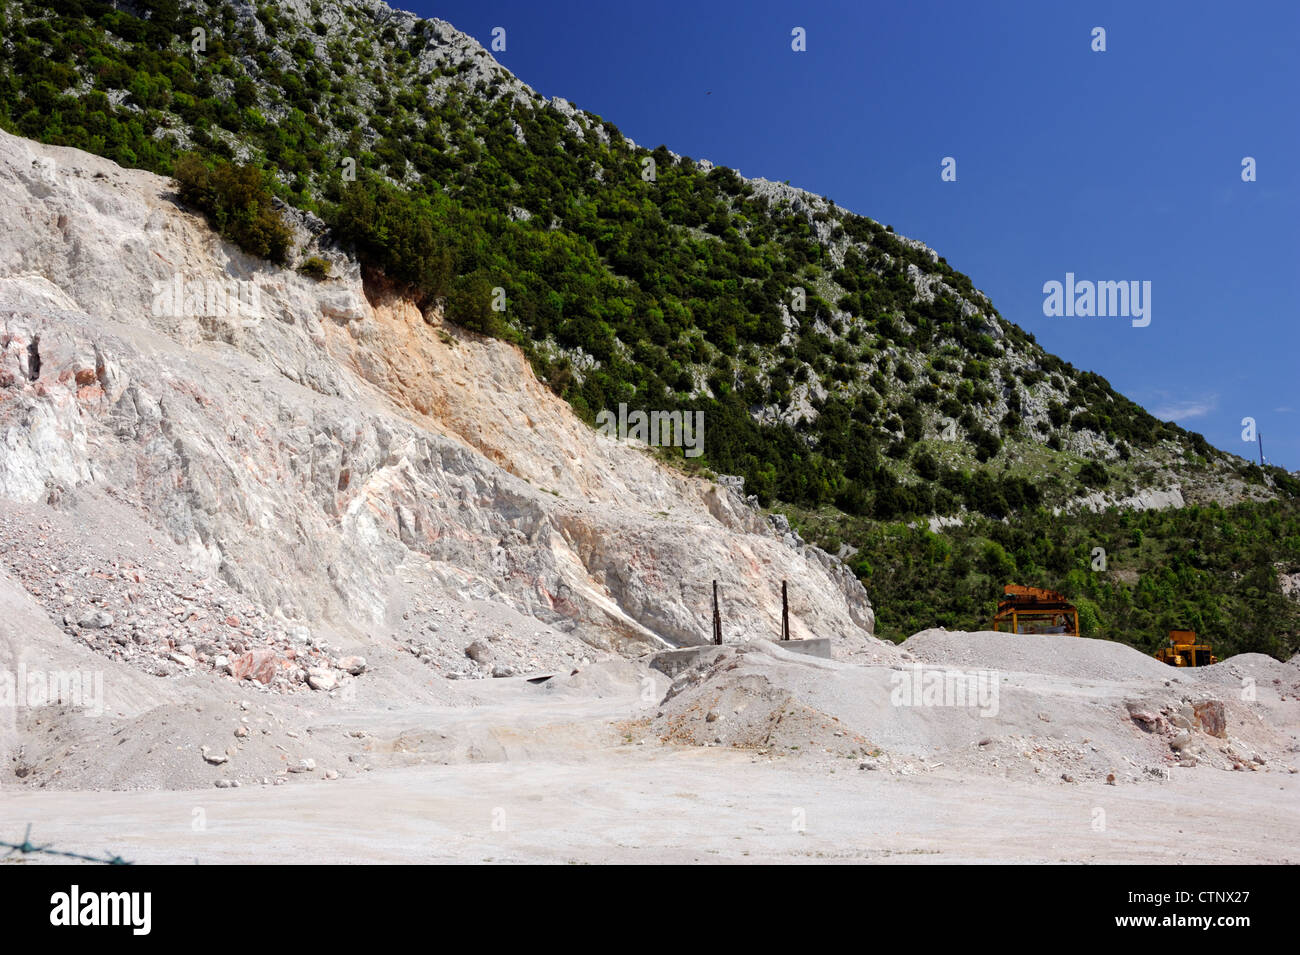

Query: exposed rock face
[1058,485,1186,515]
[0,129,877,655]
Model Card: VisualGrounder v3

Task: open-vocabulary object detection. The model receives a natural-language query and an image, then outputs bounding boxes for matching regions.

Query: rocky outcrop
[0,129,878,657]
[1278,569,1300,603]
[1057,485,1186,516]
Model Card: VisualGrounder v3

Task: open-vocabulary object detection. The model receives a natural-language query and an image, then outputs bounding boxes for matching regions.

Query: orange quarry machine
[990,585,1079,636]
[1154,630,1218,668]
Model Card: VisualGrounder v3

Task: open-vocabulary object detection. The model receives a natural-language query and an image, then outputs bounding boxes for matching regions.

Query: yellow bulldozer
[1154,630,1217,668]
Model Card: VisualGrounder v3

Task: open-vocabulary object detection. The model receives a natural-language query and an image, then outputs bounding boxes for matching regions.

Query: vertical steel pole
[712,579,722,645]
[781,580,789,640]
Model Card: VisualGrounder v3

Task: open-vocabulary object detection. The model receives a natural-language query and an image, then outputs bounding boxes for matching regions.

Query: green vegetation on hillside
[794,500,1300,659]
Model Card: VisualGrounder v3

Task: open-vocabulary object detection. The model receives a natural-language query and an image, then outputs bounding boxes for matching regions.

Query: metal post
[781,579,789,641]
[712,580,722,646]
[1259,433,1265,466]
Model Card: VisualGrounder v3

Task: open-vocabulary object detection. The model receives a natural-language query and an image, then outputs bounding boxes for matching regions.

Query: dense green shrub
[298,256,331,279]
[1078,460,1109,489]
[174,153,292,263]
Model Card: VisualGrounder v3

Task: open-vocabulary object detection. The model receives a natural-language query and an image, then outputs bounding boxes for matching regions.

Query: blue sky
[407,0,1300,470]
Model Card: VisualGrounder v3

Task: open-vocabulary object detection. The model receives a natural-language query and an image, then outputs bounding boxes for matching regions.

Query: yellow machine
[1154,630,1217,668]
[990,585,1079,636]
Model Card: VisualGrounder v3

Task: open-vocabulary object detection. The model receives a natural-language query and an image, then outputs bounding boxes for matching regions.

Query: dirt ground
[3,498,1297,864]
[4,733,1297,865]
[3,646,1298,864]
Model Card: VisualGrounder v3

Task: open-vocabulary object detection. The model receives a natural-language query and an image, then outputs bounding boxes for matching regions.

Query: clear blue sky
[406,0,1300,470]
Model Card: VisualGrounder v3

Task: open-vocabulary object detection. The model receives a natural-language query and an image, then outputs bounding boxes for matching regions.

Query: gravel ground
[4,746,1297,864]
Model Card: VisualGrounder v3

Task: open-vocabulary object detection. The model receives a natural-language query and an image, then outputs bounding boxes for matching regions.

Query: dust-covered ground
[4,600,1298,863]
[4,744,1298,864]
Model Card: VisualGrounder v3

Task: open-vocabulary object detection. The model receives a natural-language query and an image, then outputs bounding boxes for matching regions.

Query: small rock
[168,651,195,668]
[306,668,337,691]
[1193,700,1227,738]
[324,769,339,780]
[337,655,367,675]
[464,640,493,664]
[203,752,228,765]
[77,610,114,629]
[229,648,280,684]
[1127,709,1162,732]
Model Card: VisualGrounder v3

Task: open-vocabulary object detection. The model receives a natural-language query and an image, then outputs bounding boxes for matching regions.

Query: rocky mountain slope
[0,127,882,685]
[5,0,1289,514]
